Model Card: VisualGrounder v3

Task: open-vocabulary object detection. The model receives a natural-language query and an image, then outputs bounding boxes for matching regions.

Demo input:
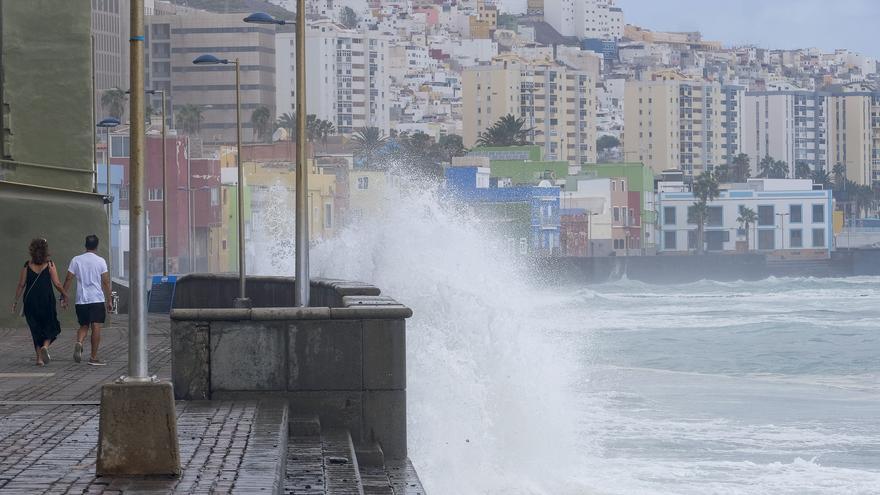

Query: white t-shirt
[68,252,108,305]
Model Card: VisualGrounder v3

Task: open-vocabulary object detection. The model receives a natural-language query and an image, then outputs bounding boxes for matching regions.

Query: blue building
[445,165,561,255]
[96,163,125,278]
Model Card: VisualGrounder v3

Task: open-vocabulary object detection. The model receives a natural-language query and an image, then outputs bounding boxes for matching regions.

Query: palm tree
[276,112,296,139]
[731,153,751,182]
[250,105,273,143]
[832,163,847,188]
[854,184,875,218]
[737,205,757,252]
[757,155,775,178]
[305,115,335,156]
[175,104,204,135]
[476,114,533,147]
[436,134,466,162]
[352,126,388,167]
[101,88,127,120]
[811,169,832,189]
[794,161,812,179]
[690,171,721,253]
[770,160,790,179]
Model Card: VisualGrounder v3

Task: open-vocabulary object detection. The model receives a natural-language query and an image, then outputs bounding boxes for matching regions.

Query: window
[110,136,130,157]
[210,187,220,206]
[613,239,625,250]
[707,206,723,227]
[790,204,802,223]
[357,176,369,190]
[613,207,620,222]
[790,229,803,248]
[621,180,626,191]
[706,230,730,251]
[664,206,676,225]
[148,188,164,201]
[812,204,824,223]
[687,230,697,249]
[519,237,528,255]
[611,180,616,191]
[149,235,164,249]
[758,229,775,250]
[812,228,825,247]
[324,203,333,229]
[664,231,676,250]
[758,205,774,226]
[119,187,129,200]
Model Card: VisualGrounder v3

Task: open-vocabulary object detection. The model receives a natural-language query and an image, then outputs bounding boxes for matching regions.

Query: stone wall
[170,275,411,459]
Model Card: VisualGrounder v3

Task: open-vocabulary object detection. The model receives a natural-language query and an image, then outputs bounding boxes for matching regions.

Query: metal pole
[160,91,168,277]
[106,126,113,279]
[295,0,310,307]
[233,59,249,307]
[91,34,98,193]
[127,0,149,380]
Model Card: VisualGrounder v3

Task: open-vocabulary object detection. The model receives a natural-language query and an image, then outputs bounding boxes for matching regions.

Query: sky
[499,0,879,59]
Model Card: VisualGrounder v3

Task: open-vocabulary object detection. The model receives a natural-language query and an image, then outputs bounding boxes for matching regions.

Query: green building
[0,1,108,327]
[468,145,569,186]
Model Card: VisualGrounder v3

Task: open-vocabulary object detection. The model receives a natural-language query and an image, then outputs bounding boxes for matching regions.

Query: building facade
[740,90,829,177]
[623,75,724,177]
[463,56,598,166]
[658,179,833,257]
[145,11,277,144]
[91,0,131,97]
[543,0,623,40]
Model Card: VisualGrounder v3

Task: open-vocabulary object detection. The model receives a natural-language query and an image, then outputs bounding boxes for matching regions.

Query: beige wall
[829,94,872,185]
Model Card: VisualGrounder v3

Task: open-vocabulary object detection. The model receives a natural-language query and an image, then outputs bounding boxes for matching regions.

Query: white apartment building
[658,179,833,256]
[741,91,829,177]
[623,74,725,177]
[544,0,623,40]
[462,55,598,165]
[276,20,390,135]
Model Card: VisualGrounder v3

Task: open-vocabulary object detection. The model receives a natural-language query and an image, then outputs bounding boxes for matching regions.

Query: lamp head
[192,54,228,65]
[97,117,121,128]
[243,12,285,25]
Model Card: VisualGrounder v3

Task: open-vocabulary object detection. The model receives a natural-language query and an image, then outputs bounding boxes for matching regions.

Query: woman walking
[11,239,68,366]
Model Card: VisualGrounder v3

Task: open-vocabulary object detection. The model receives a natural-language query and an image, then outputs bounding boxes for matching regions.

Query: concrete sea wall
[170,274,410,459]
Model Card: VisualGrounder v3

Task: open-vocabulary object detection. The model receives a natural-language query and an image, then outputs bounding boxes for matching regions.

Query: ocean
[279,185,880,494]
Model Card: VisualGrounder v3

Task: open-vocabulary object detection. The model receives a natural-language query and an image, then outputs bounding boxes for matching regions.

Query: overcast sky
[616,0,878,58]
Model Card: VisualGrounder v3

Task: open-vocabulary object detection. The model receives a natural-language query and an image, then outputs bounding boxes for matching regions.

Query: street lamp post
[243,10,310,307]
[586,211,599,257]
[192,54,249,307]
[97,118,120,277]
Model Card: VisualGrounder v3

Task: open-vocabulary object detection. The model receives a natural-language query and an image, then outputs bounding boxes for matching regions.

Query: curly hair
[29,238,49,265]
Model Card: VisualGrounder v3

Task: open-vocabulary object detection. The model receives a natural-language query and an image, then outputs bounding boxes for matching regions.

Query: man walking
[63,235,112,366]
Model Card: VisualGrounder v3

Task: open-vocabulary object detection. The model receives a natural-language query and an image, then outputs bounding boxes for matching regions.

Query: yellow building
[347,169,394,223]
[213,159,339,273]
[462,54,598,166]
[623,72,723,176]
[828,92,873,185]
[469,0,497,39]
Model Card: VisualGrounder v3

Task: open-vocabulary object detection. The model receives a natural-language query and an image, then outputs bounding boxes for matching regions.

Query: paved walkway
[0,316,282,494]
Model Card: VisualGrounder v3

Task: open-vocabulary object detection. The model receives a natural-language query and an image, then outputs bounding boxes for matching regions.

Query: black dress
[22,261,61,348]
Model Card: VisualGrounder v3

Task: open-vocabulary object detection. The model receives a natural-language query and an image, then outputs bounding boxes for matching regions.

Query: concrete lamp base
[96,381,181,476]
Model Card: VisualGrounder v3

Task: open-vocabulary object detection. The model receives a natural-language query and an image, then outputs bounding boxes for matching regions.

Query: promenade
[0,317,423,494]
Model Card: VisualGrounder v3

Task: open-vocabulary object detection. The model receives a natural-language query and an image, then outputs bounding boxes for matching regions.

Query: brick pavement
[0,316,285,494]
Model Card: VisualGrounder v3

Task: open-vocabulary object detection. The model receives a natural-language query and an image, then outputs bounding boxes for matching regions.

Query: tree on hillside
[101,88,127,120]
[250,105,273,143]
[276,112,296,138]
[352,126,388,168]
[436,134,467,162]
[795,161,812,180]
[596,135,621,152]
[730,153,751,182]
[175,104,205,135]
[476,114,533,147]
[737,205,757,252]
[340,6,359,29]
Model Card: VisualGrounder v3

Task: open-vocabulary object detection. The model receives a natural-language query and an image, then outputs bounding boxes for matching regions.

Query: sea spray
[250,177,589,493]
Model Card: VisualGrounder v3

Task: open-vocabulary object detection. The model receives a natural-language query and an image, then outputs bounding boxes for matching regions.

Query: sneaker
[73,342,83,363]
[40,347,50,364]
[87,358,107,366]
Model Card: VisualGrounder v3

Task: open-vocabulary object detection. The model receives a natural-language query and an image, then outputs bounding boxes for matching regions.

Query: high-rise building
[91,0,131,115]
[720,85,745,165]
[741,91,829,177]
[277,19,390,135]
[623,73,724,176]
[827,92,873,185]
[145,11,277,144]
[543,0,624,40]
[462,55,597,165]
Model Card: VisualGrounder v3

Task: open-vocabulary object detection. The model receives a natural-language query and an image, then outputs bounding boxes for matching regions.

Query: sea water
[255,183,880,494]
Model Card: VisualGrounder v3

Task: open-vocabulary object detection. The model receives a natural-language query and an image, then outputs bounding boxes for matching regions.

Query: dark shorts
[75,303,106,326]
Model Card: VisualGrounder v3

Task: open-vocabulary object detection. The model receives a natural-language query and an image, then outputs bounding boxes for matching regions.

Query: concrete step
[290,414,322,436]
[233,399,289,493]
[148,280,175,313]
[386,459,426,495]
[323,429,364,495]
